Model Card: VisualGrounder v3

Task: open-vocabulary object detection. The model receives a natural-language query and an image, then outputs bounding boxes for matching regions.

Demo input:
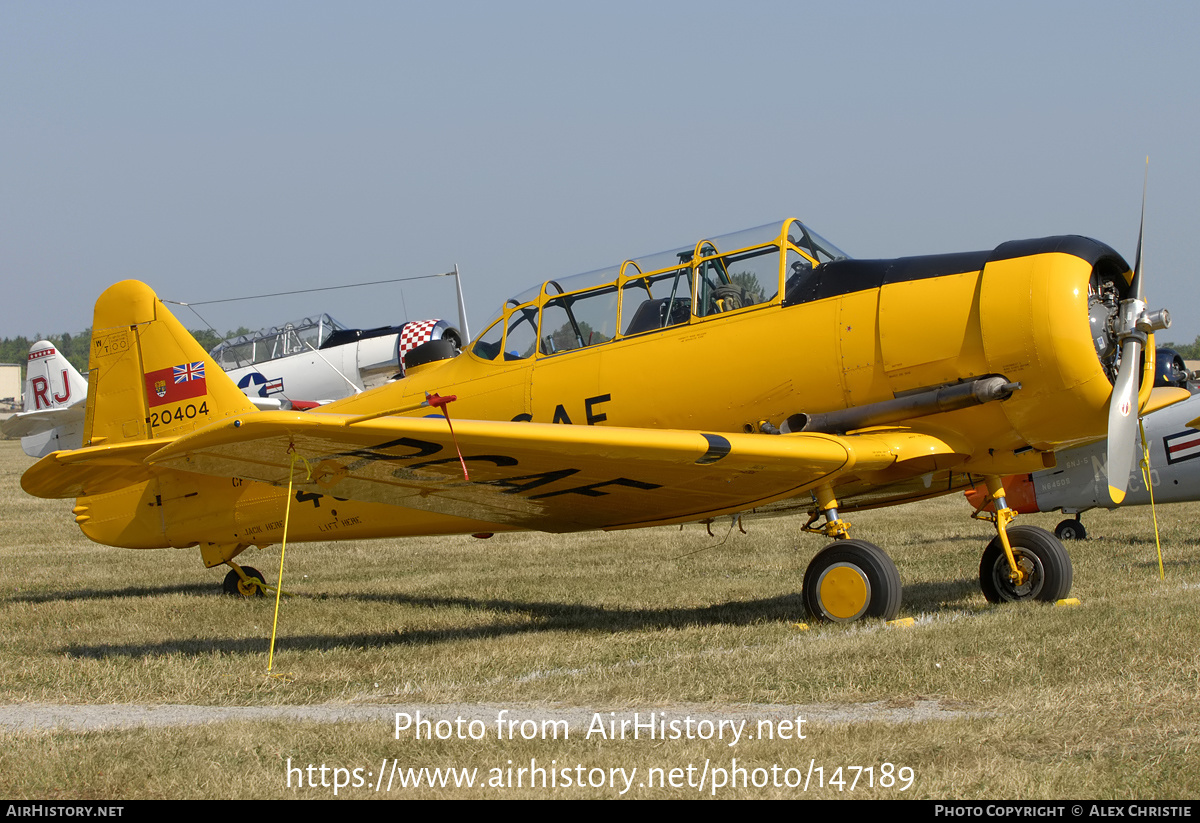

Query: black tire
[1055,518,1087,541]
[222,566,266,598]
[979,526,1072,604]
[803,539,902,622]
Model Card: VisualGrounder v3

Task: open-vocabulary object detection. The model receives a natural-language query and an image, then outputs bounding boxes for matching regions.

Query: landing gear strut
[801,485,902,622]
[979,526,1073,603]
[972,476,1073,604]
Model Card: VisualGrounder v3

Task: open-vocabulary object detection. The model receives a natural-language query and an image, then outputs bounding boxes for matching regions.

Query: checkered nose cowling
[397,320,439,376]
[396,319,462,376]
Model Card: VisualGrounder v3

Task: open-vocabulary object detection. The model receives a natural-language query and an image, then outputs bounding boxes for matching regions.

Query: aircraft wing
[123,412,966,533]
[1,405,86,438]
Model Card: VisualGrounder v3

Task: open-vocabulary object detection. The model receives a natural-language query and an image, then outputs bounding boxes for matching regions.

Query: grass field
[0,439,1197,799]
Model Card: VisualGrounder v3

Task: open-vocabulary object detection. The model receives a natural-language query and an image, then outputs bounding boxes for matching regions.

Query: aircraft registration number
[150,401,210,428]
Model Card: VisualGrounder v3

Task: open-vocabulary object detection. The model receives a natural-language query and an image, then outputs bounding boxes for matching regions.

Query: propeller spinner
[1105,163,1171,504]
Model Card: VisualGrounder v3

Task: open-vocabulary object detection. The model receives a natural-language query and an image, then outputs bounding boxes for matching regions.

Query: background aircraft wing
[1,405,86,438]
[134,412,965,532]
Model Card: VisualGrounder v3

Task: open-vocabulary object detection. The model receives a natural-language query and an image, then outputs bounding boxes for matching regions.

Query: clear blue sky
[4,1,1199,344]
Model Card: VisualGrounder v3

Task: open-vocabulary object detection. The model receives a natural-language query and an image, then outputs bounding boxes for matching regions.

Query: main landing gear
[801,486,902,622]
[801,477,1074,623]
[971,477,1073,605]
[803,539,902,622]
[979,526,1072,603]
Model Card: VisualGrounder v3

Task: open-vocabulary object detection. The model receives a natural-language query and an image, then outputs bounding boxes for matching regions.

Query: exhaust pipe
[783,375,1020,435]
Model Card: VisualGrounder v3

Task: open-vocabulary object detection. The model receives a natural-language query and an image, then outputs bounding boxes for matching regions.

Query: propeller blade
[1106,159,1159,505]
[1131,157,1147,301]
[1106,336,1142,504]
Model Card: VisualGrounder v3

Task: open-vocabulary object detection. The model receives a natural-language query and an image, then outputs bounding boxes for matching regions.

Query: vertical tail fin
[0,340,90,456]
[85,280,255,446]
[24,340,88,415]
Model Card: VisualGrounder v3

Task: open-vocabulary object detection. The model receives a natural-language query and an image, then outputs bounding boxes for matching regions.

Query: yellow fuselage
[62,224,1144,561]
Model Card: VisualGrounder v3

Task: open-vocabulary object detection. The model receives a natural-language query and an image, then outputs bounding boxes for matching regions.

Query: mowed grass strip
[0,440,1197,798]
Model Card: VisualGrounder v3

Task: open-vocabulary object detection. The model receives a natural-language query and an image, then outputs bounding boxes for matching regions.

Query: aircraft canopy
[470,219,849,362]
[210,314,348,370]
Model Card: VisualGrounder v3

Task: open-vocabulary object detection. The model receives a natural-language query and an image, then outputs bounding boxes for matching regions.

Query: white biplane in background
[211,266,471,408]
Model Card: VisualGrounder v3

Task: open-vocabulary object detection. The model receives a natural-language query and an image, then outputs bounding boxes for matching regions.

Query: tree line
[1160,335,1200,360]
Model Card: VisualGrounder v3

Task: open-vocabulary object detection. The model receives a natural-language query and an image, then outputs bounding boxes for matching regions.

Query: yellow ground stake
[267,446,310,681]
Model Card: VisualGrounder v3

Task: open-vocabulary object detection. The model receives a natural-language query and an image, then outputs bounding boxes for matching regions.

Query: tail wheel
[222,566,266,598]
[1054,518,1087,541]
[803,539,902,622]
[979,525,1072,604]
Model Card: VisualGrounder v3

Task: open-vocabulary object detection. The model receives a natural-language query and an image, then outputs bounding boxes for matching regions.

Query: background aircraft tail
[83,280,255,448]
[0,340,89,457]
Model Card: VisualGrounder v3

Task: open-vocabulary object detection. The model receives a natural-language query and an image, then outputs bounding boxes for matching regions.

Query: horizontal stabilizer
[22,441,166,499]
[1,405,85,438]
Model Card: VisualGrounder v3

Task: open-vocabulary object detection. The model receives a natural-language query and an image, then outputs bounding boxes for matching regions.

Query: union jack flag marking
[174,362,205,383]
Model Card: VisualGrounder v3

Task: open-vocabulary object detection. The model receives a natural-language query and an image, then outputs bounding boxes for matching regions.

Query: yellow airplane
[20,217,1176,621]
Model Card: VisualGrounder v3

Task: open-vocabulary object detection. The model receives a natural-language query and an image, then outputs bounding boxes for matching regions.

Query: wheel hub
[816,563,871,621]
[996,551,1042,600]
